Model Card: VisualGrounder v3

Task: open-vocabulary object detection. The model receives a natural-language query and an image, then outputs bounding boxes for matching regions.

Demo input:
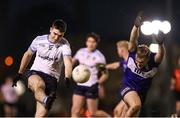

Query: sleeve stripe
[29,47,36,53]
[63,54,71,57]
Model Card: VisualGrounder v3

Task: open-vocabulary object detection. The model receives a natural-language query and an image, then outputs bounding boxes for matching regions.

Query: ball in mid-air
[72,65,90,83]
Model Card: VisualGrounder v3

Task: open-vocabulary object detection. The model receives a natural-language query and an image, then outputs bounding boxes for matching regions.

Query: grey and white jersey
[74,48,106,87]
[29,34,71,81]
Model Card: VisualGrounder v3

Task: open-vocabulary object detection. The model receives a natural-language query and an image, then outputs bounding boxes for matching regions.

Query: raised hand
[134,11,144,27]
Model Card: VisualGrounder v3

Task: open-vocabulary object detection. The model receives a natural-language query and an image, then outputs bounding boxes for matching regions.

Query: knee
[35,84,43,90]
[130,103,141,113]
[114,107,124,117]
[113,109,119,116]
[71,106,81,116]
[33,81,45,92]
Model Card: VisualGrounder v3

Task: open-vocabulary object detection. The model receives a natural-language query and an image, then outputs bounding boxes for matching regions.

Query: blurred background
[0,0,180,117]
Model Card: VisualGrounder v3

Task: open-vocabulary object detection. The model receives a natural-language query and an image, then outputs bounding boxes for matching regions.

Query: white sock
[43,96,48,104]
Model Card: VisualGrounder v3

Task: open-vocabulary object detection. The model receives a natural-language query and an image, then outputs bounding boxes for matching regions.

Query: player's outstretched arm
[129,12,144,52]
[154,31,166,63]
[155,44,165,63]
[18,49,34,74]
[98,70,109,85]
[63,56,72,88]
[106,62,120,70]
[96,63,109,84]
[12,49,33,87]
[128,26,139,51]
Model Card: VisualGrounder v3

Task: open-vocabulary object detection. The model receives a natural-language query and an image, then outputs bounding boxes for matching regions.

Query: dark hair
[52,19,67,32]
[136,45,150,59]
[86,32,100,42]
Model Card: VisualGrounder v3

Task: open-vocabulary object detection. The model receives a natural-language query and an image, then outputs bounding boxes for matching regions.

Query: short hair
[136,44,150,59]
[52,19,67,32]
[86,32,100,42]
[116,40,129,49]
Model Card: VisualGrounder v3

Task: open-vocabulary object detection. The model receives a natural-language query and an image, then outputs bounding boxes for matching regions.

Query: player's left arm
[63,56,73,79]
[106,62,120,70]
[62,43,73,88]
[98,69,109,85]
[97,55,109,84]
[154,31,166,63]
[154,44,165,63]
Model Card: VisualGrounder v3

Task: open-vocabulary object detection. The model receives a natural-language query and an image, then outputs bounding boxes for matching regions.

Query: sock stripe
[43,96,48,104]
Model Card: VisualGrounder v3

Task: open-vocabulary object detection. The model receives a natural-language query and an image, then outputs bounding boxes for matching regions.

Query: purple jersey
[119,58,127,72]
[122,50,160,94]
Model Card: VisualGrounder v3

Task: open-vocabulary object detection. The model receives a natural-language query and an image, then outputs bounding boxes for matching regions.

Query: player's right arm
[128,12,144,52]
[106,62,120,70]
[12,37,38,87]
[128,26,139,52]
[18,37,38,74]
[18,49,34,74]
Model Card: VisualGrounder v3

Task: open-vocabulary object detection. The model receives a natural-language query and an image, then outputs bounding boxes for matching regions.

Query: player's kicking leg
[87,98,110,117]
[35,101,47,117]
[28,75,55,117]
[114,100,128,117]
[123,91,141,117]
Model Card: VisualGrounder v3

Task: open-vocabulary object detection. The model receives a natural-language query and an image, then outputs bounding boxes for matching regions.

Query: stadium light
[149,43,159,53]
[141,20,171,35]
[140,21,153,35]
[160,21,171,34]
[4,56,13,66]
[151,20,161,35]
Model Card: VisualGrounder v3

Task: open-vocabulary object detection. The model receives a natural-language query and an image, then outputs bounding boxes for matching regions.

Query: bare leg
[11,106,17,117]
[176,101,180,115]
[121,103,128,117]
[28,75,48,117]
[98,84,105,99]
[4,105,12,117]
[71,94,85,117]
[87,98,110,117]
[35,101,48,117]
[28,75,46,103]
[123,91,141,117]
[114,100,128,117]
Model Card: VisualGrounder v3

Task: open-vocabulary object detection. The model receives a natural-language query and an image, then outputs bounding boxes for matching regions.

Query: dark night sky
[0,0,179,70]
